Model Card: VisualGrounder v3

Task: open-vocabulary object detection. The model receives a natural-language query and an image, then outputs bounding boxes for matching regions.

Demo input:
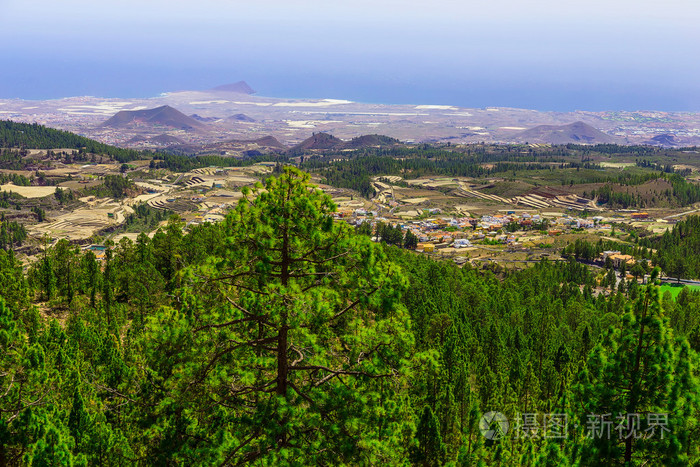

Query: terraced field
[148,198,198,212]
[29,199,128,240]
[452,183,600,211]
[184,176,206,187]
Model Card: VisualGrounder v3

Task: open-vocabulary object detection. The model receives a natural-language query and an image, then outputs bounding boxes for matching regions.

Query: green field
[659,282,700,299]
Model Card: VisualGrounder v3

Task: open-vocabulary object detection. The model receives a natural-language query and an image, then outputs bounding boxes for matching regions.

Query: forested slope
[0,120,288,170]
[1,168,700,465]
[0,120,143,163]
[644,215,700,280]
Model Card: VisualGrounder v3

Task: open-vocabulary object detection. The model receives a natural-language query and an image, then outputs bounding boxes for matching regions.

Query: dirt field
[599,162,635,168]
[205,189,245,205]
[0,184,56,198]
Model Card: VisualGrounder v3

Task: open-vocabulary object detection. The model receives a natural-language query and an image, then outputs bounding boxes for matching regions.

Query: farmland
[2,122,700,282]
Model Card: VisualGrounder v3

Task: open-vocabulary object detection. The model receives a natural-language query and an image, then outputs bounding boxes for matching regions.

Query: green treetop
[137,167,415,464]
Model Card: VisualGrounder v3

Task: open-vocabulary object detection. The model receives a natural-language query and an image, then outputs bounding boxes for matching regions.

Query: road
[660,277,700,286]
[665,208,700,219]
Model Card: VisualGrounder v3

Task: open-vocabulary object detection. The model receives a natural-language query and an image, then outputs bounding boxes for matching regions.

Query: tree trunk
[625,294,649,464]
[277,324,289,398]
[276,193,291,447]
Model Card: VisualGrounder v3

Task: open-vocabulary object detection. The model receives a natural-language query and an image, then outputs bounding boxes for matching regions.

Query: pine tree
[412,406,447,466]
[573,269,699,465]
[0,249,29,311]
[0,297,50,465]
[28,415,78,467]
[79,250,100,308]
[404,229,419,249]
[138,167,414,464]
[40,245,56,301]
[68,387,90,451]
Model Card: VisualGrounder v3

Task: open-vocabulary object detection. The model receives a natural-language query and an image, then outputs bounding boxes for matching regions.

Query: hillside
[231,135,286,149]
[125,135,148,144]
[149,134,186,146]
[514,121,617,144]
[101,105,205,131]
[126,133,185,146]
[645,134,676,146]
[344,134,401,148]
[190,114,219,123]
[0,119,144,162]
[225,113,256,123]
[210,81,256,94]
[290,133,402,152]
[291,132,345,151]
[4,167,700,465]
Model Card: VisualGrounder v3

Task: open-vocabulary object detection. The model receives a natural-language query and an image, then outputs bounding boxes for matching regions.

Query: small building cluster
[341,208,615,253]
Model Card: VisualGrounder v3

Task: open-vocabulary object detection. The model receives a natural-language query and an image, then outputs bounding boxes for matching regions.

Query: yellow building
[609,254,635,268]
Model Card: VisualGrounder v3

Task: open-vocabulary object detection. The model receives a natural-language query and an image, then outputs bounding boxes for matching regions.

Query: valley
[2,120,700,283]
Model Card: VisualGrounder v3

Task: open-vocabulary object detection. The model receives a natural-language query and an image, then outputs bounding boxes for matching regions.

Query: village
[337,206,658,263]
[316,174,672,269]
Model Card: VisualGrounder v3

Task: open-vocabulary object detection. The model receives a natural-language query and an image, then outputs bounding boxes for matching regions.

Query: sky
[0,0,698,111]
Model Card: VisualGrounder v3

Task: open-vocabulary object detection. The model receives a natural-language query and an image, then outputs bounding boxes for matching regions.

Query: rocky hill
[190,114,220,123]
[210,81,256,94]
[290,133,401,152]
[228,135,286,149]
[344,134,401,148]
[225,113,256,123]
[291,133,345,151]
[644,134,676,147]
[514,121,617,144]
[101,105,205,131]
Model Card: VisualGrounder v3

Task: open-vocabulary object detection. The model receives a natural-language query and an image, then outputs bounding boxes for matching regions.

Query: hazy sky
[1,0,698,110]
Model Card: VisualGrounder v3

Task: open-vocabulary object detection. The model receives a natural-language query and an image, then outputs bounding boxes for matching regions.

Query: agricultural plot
[29,199,128,240]
[454,188,512,204]
[405,177,460,190]
[181,169,259,189]
[599,162,635,168]
[513,193,600,211]
[0,184,57,198]
[204,189,244,206]
[58,180,102,190]
[451,182,599,211]
[147,197,198,213]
